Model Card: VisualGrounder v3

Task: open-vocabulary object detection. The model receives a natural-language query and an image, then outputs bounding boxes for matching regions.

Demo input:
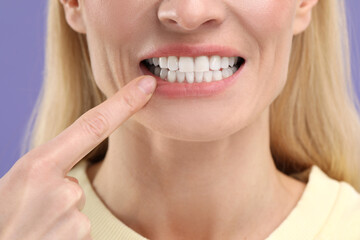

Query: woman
[1,0,360,239]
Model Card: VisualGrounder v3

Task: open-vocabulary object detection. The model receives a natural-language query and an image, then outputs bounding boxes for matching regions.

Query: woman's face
[70,0,312,141]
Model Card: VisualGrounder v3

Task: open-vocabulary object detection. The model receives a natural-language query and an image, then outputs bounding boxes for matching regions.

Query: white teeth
[176,71,185,83]
[145,55,243,83]
[209,55,221,71]
[221,57,230,69]
[148,55,241,71]
[222,68,232,79]
[204,71,213,82]
[153,57,159,66]
[155,67,238,83]
[159,57,168,68]
[229,57,235,67]
[168,56,179,71]
[194,56,210,72]
[167,71,176,83]
[160,68,168,79]
[213,71,222,81]
[185,72,194,83]
[195,72,204,83]
[179,57,194,72]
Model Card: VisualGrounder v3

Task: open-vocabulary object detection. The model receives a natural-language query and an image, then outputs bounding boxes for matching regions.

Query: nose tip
[158,0,225,32]
[160,14,217,32]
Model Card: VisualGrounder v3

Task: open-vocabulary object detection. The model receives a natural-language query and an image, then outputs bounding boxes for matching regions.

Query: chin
[153,124,240,142]
[133,109,250,142]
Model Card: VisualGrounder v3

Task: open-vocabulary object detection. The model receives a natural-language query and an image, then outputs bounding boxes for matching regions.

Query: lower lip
[139,62,245,98]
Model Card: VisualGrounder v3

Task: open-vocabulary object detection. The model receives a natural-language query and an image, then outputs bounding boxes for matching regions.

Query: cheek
[233,0,297,113]
[83,0,148,43]
[238,0,297,78]
[81,1,154,96]
[235,0,296,36]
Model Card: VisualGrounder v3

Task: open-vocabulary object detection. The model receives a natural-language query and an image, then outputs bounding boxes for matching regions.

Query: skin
[0,75,157,239]
[61,0,319,239]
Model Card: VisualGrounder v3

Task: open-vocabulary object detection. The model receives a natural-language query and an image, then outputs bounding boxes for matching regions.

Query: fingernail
[137,76,156,95]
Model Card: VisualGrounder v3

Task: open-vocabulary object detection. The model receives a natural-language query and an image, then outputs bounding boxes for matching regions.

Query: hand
[0,76,156,240]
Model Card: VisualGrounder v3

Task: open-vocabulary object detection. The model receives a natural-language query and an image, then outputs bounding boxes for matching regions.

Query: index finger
[34,75,156,176]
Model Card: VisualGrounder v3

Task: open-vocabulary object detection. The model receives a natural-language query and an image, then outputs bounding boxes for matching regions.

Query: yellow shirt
[68,160,360,240]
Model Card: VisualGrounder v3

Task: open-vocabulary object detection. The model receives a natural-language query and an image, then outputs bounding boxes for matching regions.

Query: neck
[88,108,306,239]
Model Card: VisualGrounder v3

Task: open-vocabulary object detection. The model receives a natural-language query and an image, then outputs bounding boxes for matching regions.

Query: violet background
[0,1,360,177]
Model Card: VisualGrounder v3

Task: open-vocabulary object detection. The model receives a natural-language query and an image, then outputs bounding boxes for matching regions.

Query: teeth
[153,57,159,66]
[209,56,221,71]
[179,57,194,72]
[154,67,161,76]
[234,57,240,67]
[147,58,153,65]
[176,71,185,83]
[194,56,210,72]
[167,71,176,83]
[204,71,213,82]
[229,57,235,67]
[186,72,194,83]
[154,68,238,83]
[213,71,222,81]
[145,55,243,83]
[149,65,155,74]
[231,66,237,73]
[160,68,168,79]
[159,57,168,68]
[168,56,179,71]
[221,57,229,69]
[222,68,232,79]
[195,72,204,83]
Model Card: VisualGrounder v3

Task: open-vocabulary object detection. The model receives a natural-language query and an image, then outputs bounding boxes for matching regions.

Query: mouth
[139,56,246,83]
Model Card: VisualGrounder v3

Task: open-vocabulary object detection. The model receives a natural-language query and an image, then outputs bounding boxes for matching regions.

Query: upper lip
[139,44,245,63]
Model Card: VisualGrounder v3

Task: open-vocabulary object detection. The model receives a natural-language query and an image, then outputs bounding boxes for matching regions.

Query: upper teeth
[145,55,241,83]
[147,56,238,72]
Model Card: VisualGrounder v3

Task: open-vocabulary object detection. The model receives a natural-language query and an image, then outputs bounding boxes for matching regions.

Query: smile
[138,44,246,98]
[140,56,245,83]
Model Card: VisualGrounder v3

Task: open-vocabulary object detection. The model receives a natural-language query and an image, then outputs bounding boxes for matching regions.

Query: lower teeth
[150,67,238,83]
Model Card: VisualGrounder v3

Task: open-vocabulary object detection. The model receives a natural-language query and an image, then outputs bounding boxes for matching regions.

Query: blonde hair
[21,0,360,192]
